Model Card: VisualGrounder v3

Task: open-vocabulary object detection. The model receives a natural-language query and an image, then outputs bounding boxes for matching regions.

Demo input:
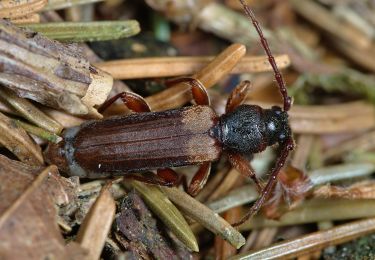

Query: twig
[160,187,246,249]
[232,218,375,259]
[96,54,290,79]
[146,43,246,111]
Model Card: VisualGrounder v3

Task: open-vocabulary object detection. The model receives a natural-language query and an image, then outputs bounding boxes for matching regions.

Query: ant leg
[226,80,252,113]
[188,162,211,196]
[98,92,151,113]
[232,138,294,226]
[166,77,210,106]
[227,152,264,193]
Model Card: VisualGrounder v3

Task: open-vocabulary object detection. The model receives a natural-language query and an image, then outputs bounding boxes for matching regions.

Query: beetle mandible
[44,0,294,226]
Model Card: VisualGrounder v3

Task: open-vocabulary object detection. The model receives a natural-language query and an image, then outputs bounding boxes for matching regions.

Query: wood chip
[76,184,116,260]
[0,20,112,117]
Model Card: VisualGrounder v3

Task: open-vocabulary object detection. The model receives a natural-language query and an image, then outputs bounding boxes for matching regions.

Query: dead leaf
[0,156,86,259]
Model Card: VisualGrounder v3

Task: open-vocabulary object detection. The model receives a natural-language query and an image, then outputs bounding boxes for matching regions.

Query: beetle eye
[271,106,282,115]
[279,133,285,140]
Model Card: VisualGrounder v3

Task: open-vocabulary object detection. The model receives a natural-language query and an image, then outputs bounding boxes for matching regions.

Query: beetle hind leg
[125,170,181,187]
[155,164,212,197]
[98,91,151,113]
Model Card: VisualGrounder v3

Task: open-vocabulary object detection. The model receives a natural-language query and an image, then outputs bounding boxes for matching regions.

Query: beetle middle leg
[227,152,264,193]
[166,77,210,106]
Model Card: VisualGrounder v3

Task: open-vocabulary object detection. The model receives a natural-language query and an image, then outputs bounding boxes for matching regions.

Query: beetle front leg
[227,152,264,193]
[98,91,151,113]
[226,80,252,113]
[166,77,210,106]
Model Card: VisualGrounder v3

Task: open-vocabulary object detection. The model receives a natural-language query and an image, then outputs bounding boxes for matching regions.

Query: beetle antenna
[238,0,292,112]
[232,138,294,226]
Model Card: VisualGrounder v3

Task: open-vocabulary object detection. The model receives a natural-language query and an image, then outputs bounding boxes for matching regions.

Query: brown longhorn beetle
[44,0,294,226]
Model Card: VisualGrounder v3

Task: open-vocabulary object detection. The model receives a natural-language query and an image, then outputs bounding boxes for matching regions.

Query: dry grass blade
[206,168,241,202]
[0,20,112,117]
[15,120,62,143]
[289,0,371,49]
[323,129,375,160]
[23,20,140,42]
[44,0,104,11]
[160,187,245,249]
[130,181,199,252]
[313,181,375,200]
[0,0,47,20]
[12,14,40,24]
[0,112,43,166]
[0,163,86,259]
[231,218,375,260]
[76,184,116,260]
[0,88,63,133]
[96,54,290,80]
[215,207,242,259]
[239,198,375,230]
[332,38,375,72]
[309,163,375,186]
[146,43,246,111]
[206,184,258,214]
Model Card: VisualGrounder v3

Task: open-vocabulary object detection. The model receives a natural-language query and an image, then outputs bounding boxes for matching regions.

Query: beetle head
[216,104,291,154]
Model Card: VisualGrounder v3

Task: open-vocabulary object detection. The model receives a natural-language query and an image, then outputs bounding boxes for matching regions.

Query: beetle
[44,0,294,226]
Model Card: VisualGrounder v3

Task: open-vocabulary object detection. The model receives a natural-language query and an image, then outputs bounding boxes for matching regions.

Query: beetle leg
[166,77,210,106]
[157,168,189,190]
[226,80,252,113]
[231,138,294,226]
[125,171,178,187]
[188,162,211,196]
[98,91,151,113]
[227,152,264,193]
